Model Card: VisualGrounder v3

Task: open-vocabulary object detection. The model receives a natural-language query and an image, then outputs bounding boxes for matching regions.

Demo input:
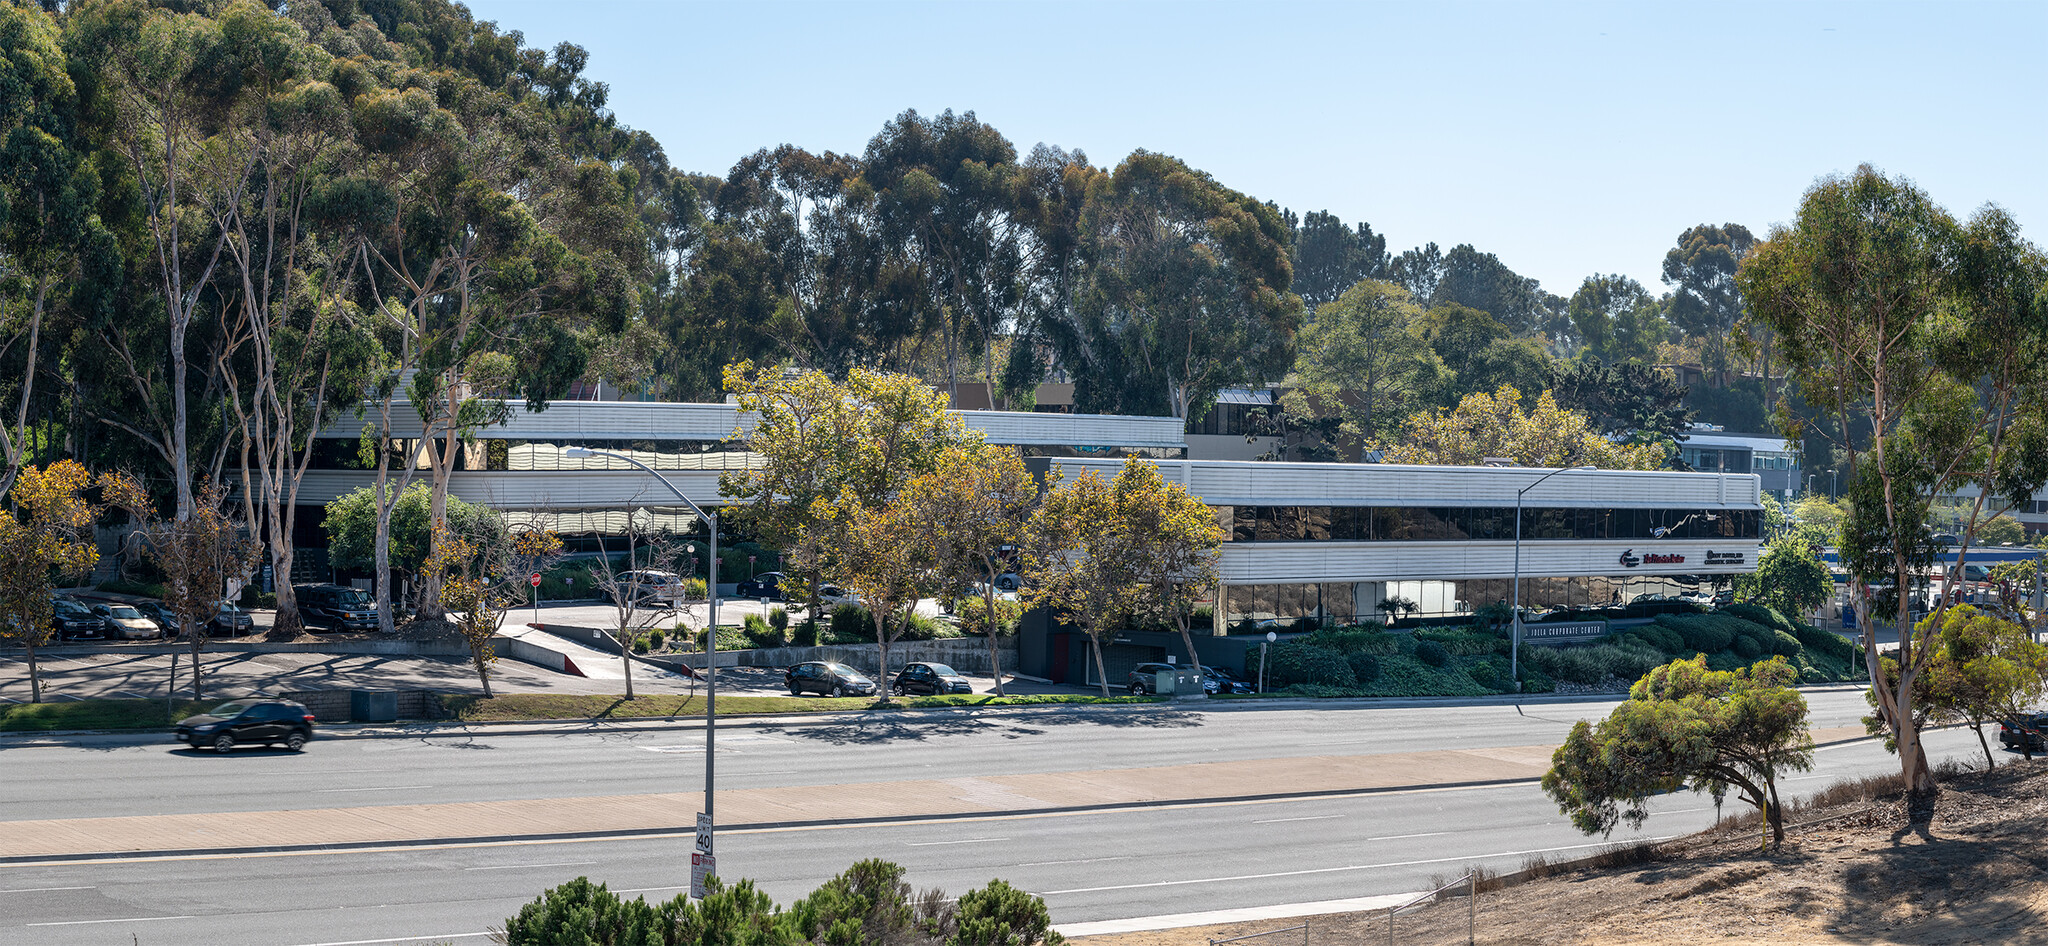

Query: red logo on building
[1642,553,1685,564]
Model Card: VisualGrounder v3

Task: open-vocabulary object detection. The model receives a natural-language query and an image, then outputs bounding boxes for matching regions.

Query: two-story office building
[1017,457,1765,685]
[1677,426,1800,502]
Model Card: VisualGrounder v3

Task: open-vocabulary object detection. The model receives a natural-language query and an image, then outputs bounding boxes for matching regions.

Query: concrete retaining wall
[277,688,441,721]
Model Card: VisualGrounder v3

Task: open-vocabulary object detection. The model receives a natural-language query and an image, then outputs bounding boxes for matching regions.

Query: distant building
[1678,426,1800,502]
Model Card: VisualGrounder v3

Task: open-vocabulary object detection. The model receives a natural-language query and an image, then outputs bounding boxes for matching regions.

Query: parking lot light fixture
[1511,465,1598,694]
[563,446,721,869]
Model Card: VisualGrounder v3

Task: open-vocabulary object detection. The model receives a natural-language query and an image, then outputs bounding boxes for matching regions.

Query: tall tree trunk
[621,637,635,700]
[25,644,41,704]
[982,585,1006,697]
[1974,723,1994,770]
[1089,634,1112,697]
[474,649,493,698]
[188,625,205,701]
[876,610,893,704]
[1176,615,1205,678]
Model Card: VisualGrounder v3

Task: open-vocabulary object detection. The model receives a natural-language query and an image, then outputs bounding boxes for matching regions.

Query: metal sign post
[529,573,541,624]
[691,811,714,898]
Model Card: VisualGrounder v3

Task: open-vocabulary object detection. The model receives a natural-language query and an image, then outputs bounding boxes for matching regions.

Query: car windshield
[923,664,957,676]
[55,601,88,614]
[825,664,866,679]
[335,589,372,608]
[218,604,243,614]
[210,701,251,717]
[107,606,142,619]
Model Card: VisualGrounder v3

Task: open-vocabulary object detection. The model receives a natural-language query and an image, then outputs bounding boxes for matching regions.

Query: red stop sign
[529,573,542,587]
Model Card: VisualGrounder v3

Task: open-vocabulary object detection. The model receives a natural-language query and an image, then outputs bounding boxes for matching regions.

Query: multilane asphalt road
[0,694,1993,946]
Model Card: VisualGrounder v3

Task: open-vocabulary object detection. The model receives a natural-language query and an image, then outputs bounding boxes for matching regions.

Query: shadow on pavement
[756,706,1204,745]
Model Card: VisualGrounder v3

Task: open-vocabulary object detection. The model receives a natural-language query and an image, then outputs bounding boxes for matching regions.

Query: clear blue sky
[462,0,2044,298]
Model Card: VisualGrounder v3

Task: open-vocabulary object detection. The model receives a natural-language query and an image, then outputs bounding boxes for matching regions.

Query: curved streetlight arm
[565,446,721,870]
[1511,466,1598,694]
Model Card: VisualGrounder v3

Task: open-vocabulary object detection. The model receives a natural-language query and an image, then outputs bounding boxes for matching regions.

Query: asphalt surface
[3,690,1885,822]
[0,726,1987,946]
[0,690,1998,946]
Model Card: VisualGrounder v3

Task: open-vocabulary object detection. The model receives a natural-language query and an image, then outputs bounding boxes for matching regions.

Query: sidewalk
[0,725,1871,863]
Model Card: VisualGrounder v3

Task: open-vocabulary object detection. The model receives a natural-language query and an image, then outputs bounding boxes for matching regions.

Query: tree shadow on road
[754,707,1205,745]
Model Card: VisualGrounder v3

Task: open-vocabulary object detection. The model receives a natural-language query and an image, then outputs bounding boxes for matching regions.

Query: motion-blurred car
[892,662,973,696]
[818,585,862,607]
[784,661,876,698]
[174,699,315,753]
[92,603,164,641]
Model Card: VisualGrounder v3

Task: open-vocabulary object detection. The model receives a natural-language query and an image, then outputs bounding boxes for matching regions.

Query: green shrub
[1414,626,1506,656]
[742,613,783,648]
[768,607,789,632]
[1518,664,1556,693]
[238,588,278,610]
[1704,650,1743,672]
[830,605,877,642]
[1721,602,1795,633]
[682,576,708,600]
[1260,641,1357,688]
[1415,640,1450,667]
[1467,655,1512,691]
[98,578,166,598]
[1345,651,1381,683]
[1528,643,1664,685]
[894,612,959,641]
[1357,653,1492,697]
[1654,613,1736,653]
[647,628,666,650]
[792,619,820,647]
[1731,633,1763,659]
[1307,625,1399,655]
[1791,623,1857,662]
[631,635,650,655]
[1770,629,1801,657]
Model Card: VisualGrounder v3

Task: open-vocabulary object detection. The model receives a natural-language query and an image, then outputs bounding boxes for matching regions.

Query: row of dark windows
[1215,505,1762,543]
[304,439,1185,471]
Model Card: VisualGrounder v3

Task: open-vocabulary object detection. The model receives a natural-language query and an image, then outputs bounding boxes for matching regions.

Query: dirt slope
[1076,762,2048,946]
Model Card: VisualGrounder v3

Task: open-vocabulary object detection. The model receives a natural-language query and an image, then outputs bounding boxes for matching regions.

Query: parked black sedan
[175,699,316,753]
[735,571,785,601]
[892,662,974,696]
[784,661,876,698]
[1203,664,1255,694]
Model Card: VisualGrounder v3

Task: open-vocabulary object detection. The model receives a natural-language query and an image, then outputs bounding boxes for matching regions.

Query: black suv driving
[784,661,875,698]
[295,583,379,631]
[892,662,973,696]
[175,699,316,753]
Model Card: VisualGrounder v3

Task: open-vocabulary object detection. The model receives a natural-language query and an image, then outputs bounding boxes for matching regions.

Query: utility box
[1156,667,1207,699]
[350,690,398,723]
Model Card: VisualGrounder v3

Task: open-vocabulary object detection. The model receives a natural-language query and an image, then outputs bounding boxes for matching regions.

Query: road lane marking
[1252,815,1342,824]
[282,933,493,946]
[1365,831,1447,841]
[463,861,596,871]
[1015,856,1133,867]
[0,885,95,893]
[614,885,688,894]
[27,915,197,926]
[314,785,436,794]
[905,837,1009,846]
[1036,837,1680,896]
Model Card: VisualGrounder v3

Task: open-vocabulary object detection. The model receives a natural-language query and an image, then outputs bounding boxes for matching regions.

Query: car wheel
[1128,681,1144,695]
[831,685,847,698]
[789,684,802,696]
[212,733,235,754]
[286,731,307,752]
[893,684,907,696]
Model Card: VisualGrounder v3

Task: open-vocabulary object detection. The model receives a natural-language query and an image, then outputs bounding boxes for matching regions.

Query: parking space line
[1,885,96,893]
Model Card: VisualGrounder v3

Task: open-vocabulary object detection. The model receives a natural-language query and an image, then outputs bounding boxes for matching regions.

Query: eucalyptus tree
[1663,223,1757,383]
[1287,279,1439,440]
[1288,210,1390,312]
[1738,165,2048,794]
[1060,151,1302,420]
[67,0,296,521]
[0,3,119,497]
[862,108,1025,395]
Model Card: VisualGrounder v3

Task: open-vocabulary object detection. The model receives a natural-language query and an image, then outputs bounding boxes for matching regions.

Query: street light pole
[1511,466,1598,693]
[565,447,720,870]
